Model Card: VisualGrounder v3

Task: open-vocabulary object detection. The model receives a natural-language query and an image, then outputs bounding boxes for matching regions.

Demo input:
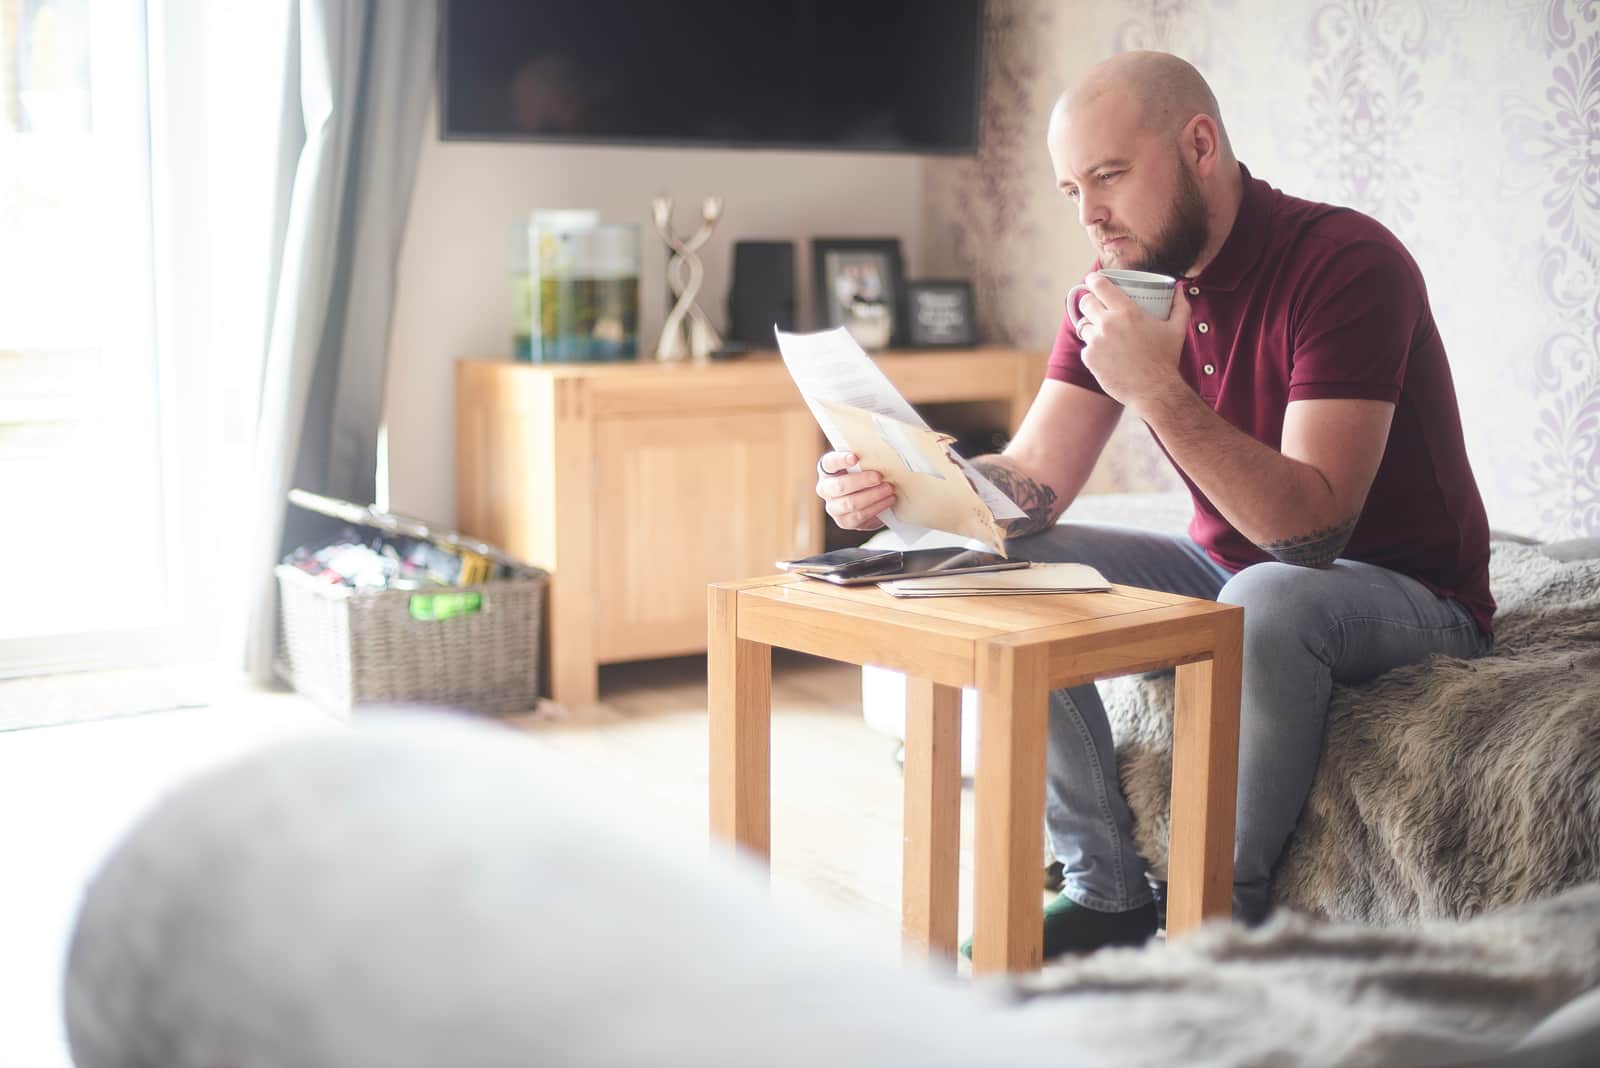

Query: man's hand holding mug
[1068,268,1191,412]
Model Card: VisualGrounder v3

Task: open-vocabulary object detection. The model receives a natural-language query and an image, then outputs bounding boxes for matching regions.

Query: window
[1,0,294,684]
[0,0,175,675]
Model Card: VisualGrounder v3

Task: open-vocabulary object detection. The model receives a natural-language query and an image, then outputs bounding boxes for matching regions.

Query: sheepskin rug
[1104,541,1600,922]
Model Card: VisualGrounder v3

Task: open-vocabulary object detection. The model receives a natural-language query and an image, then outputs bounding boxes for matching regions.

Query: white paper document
[775,327,1026,551]
[880,562,1112,598]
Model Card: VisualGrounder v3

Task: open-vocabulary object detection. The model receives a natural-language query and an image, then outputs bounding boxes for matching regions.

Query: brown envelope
[818,398,1007,555]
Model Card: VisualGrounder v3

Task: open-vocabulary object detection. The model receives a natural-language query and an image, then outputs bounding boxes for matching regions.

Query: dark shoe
[1043,860,1064,892]
[960,893,1158,962]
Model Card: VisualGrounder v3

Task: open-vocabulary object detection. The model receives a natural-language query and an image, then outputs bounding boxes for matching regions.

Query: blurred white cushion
[861,664,981,779]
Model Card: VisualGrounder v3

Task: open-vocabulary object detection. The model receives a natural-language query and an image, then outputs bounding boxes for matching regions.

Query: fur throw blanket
[1104,542,1600,922]
[1006,881,1600,1068]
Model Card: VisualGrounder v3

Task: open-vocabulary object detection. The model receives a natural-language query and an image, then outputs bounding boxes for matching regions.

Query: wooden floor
[514,649,985,971]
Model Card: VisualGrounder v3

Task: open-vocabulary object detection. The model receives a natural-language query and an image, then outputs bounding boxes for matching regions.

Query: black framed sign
[904,279,976,348]
[811,237,904,349]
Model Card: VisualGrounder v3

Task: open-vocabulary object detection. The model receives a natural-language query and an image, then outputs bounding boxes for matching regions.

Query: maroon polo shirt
[1047,165,1495,634]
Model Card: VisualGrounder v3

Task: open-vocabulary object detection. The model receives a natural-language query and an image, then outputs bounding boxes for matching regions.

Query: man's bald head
[1046,51,1243,278]
[1050,51,1232,158]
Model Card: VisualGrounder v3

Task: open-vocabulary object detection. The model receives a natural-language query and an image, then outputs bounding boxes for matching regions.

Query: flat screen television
[440,1,987,154]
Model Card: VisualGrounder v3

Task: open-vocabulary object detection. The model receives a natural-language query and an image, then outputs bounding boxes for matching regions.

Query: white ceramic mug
[1067,269,1177,339]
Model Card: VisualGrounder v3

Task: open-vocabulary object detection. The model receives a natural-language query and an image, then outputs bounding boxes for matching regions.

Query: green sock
[959,894,1158,962]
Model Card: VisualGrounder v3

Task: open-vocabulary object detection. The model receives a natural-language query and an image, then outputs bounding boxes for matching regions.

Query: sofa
[63,713,1600,1068]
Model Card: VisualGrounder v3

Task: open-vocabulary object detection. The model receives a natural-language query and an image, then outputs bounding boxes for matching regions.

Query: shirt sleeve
[1287,238,1423,404]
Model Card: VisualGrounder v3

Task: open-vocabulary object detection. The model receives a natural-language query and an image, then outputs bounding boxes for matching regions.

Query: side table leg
[972,642,1050,975]
[902,678,962,966]
[1168,611,1243,935]
[708,586,773,860]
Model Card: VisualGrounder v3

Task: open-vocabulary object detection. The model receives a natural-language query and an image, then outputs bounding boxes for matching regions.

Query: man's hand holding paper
[816,450,896,532]
[776,327,1023,553]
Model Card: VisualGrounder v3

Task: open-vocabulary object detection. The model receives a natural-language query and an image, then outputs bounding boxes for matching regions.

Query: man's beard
[1115,161,1210,278]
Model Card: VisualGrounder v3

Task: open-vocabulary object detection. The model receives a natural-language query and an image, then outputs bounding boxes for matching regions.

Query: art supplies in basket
[282,489,532,592]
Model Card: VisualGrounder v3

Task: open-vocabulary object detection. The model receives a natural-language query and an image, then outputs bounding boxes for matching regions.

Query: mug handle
[1066,282,1094,339]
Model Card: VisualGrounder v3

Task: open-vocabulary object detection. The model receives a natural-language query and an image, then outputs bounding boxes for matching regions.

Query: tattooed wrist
[973,458,1062,538]
[1260,514,1358,568]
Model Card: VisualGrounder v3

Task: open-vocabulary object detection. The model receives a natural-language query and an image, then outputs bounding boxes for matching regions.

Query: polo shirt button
[1188,286,1200,295]
[1197,322,1210,333]
[1203,363,1216,375]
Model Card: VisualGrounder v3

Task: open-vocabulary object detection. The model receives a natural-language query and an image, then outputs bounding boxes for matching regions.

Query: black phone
[814,547,1028,585]
[776,547,904,576]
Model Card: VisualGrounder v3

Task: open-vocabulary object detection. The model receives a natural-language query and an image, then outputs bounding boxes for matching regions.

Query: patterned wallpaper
[925,0,1600,538]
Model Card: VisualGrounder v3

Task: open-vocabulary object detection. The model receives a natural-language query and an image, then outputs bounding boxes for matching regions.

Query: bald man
[818,52,1494,958]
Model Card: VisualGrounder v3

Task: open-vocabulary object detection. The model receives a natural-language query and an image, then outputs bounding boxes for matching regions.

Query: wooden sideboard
[454,348,1048,704]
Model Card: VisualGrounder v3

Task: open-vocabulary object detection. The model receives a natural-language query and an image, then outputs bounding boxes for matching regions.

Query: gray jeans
[1006,522,1492,923]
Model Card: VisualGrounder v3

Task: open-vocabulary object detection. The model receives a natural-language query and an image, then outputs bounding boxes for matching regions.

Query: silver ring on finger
[817,455,850,479]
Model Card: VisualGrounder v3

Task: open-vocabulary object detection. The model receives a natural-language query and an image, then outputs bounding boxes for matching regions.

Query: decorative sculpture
[651,195,724,361]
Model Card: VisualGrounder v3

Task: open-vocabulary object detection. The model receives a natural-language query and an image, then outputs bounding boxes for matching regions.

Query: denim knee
[1217,562,1338,667]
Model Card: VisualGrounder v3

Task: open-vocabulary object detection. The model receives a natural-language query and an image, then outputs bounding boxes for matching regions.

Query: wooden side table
[707,574,1242,975]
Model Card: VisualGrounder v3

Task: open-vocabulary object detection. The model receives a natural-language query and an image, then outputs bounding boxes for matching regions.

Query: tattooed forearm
[972,458,1062,538]
[1260,514,1359,568]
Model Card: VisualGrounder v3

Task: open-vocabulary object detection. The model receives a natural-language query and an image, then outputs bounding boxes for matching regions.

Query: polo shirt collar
[1193,163,1270,292]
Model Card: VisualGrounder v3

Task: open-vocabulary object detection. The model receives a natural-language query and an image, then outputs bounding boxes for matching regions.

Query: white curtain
[242,0,438,677]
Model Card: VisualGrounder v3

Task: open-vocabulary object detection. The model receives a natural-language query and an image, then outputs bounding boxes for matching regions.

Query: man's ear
[1182,114,1221,178]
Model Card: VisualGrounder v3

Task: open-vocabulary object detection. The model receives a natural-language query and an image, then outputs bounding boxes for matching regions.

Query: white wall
[382,96,927,526]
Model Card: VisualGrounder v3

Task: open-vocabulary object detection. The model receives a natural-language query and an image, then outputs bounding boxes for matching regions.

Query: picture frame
[811,237,904,349]
[904,279,976,348]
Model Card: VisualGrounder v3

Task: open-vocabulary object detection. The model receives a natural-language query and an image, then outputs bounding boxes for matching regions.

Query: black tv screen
[441,1,987,154]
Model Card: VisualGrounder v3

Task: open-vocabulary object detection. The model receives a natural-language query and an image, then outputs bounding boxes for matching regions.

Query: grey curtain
[245,0,437,677]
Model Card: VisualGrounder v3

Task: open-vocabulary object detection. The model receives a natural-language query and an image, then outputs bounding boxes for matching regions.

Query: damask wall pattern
[925,0,1599,537]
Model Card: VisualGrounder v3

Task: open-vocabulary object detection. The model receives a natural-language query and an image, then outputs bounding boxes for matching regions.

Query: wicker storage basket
[275,564,546,715]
